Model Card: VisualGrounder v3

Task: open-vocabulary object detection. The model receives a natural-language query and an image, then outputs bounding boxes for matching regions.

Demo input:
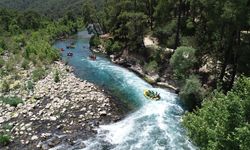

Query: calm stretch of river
[54,31,196,150]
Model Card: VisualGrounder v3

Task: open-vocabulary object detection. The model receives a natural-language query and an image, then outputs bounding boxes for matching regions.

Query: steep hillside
[0,0,103,18]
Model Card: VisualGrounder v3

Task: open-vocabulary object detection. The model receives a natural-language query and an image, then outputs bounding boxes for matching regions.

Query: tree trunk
[219,27,236,91]
[228,30,241,91]
[148,0,156,30]
[215,23,225,87]
[174,0,182,49]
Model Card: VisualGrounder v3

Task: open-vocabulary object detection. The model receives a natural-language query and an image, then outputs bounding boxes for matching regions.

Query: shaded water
[53,31,196,150]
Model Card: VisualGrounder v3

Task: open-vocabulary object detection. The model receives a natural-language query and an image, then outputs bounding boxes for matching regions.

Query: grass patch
[0,97,23,107]
[26,80,34,91]
[2,123,14,131]
[54,70,60,83]
[32,68,46,82]
[1,80,10,93]
[21,59,30,70]
[0,134,11,146]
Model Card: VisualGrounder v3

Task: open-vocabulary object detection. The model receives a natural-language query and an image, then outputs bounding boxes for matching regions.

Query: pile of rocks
[0,62,125,149]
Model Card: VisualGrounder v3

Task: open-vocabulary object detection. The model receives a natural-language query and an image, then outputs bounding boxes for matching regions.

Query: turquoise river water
[53,31,196,150]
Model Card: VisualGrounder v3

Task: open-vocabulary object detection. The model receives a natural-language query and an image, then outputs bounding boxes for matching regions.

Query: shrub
[54,70,60,83]
[154,20,177,46]
[5,38,19,54]
[32,68,46,82]
[13,34,26,47]
[89,35,101,47]
[26,80,34,91]
[2,124,13,131]
[0,97,23,107]
[104,39,112,50]
[0,47,4,55]
[170,46,197,80]
[0,38,6,50]
[21,59,30,70]
[143,60,159,74]
[5,59,15,72]
[0,58,4,68]
[0,68,7,77]
[1,80,10,93]
[0,134,11,146]
[180,75,204,111]
[24,39,59,64]
[166,34,176,48]
[105,40,122,54]
[180,36,196,48]
[111,41,122,53]
[149,48,165,64]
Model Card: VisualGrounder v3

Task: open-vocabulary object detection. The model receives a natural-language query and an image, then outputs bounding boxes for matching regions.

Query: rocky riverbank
[0,62,126,150]
[109,54,179,93]
[91,35,179,93]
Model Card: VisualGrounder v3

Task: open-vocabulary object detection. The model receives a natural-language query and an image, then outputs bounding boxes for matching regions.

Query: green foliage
[143,60,159,74]
[0,96,23,107]
[9,24,21,35]
[0,134,11,146]
[89,35,101,48]
[183,77,250,150]
[21,59,29,70]
[84,0,148,52]
[1,80,10,93]
[0,0,94,19]
[26,80,34,91]
[180,75,204,111]
[2,124,13,131]
[54,70,60,83]
[110,41,122,54]
[235,124,250,150]
[0,57,4,68]
[24,35,60,64]
[0,38,6,50]
[32,68,46,82]
[5,58,15,72]
[0,68,7,77]
[105,40,122,54]
[4,37,19,54]
[180,36,196,48]
[154,20,177,47]
[170,46,197,79]
[0,47,4,55]
[17,11,42,30]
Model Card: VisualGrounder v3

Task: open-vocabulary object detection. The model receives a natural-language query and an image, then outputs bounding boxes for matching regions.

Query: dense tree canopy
[183,77,250,150]
[0,0,102,18]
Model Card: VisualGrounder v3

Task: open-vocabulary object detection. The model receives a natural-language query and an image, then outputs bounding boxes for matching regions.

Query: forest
[1,0,250,149]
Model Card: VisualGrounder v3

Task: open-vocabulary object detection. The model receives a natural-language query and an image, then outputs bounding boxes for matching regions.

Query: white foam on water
[82,87,196,150]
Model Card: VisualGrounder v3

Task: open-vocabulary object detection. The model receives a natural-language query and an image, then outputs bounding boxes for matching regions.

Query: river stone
[0,117,5,123]
[42,144,50,150]
[50,116,57,121]
[31,135,39,140]
[100,110,107,116]
[47,136,61,147]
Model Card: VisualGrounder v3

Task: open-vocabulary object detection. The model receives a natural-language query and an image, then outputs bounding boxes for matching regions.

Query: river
[53,31,196,150]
